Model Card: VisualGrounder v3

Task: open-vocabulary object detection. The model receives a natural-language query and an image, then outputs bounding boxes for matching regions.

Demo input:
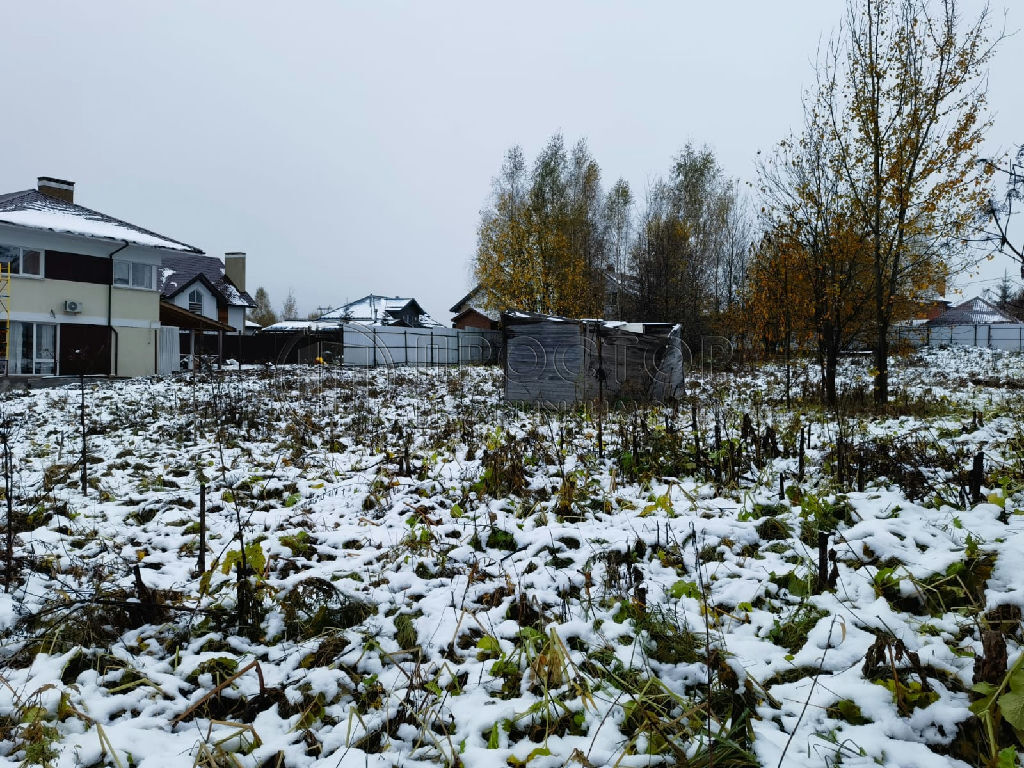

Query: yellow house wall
[10,279,158,325]
[114,326,158,377]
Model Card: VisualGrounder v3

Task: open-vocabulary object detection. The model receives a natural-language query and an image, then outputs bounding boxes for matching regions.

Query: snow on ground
[0,347,1022,767]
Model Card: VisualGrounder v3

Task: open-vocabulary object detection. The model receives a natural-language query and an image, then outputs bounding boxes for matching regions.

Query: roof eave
[0,218,204,255]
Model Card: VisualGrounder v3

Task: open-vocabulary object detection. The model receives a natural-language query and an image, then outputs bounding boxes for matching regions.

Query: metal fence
[180,324,502,368]
[339,324,501,367]
[894,323,1024,351]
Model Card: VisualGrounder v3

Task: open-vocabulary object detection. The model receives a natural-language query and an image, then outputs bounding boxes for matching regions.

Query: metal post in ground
[198,482,206,573]
[80,369,87,496]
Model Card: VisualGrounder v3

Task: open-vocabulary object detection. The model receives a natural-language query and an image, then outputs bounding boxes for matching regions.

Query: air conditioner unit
[64,299,83,314]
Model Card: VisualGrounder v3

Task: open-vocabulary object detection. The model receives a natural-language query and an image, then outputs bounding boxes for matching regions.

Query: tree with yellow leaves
[816,0,1000,404]
[473,135,610,318]
[758,110,875,407]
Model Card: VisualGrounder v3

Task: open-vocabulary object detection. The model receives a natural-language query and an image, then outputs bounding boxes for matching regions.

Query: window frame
[113,260,131,286]
[0,243,45,278]
[112,258,156,290]
[188,289,204,315]
[9,321,58,375]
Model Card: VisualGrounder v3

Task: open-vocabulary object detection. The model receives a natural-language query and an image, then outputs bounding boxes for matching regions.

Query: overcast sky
[2,1,1021,320]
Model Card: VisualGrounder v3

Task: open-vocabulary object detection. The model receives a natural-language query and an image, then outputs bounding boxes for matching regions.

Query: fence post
[430,331,434,367]
[198,482,206,573]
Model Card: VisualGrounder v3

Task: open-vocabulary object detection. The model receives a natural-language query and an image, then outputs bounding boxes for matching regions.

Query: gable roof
[450,285,499,322]
[926,296,1020,326]
[0,189,202,253]
[319,294,441,327]
[160,252,256,308]
[450,285,483,314]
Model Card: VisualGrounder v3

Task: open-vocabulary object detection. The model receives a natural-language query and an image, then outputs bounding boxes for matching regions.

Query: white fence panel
[895,323,1024,351]
[156,326,179,375]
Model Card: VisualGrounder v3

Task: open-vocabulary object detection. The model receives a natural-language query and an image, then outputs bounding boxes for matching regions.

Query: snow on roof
[319,294,442,327]
[927,296,1020,326]
[160,253,256,308]
[0,189,202,253]
[453,305,500,323]
[260,320,342,333]
[502,310,679,334]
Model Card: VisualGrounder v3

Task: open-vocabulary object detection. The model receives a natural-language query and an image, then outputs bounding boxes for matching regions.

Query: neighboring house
[0,176,202,377]
[318,295,440,328]
[910,286,953,322]
[926,296,1020,326]
[449,286,499,331]
[160,251,256,332]
[601,265,638,321]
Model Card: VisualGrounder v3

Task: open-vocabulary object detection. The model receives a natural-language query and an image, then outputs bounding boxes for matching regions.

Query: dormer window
[188,289,203,314]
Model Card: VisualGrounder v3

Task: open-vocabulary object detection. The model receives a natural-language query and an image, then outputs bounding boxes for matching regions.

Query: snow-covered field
[1,348,1023,768]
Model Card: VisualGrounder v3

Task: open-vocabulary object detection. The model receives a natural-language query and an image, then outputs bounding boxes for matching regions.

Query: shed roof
[159,301,235,332]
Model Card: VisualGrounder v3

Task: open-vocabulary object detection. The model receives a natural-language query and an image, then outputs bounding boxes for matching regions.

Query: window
[188,289,203,314]
[113,260,130,286]
[8,322,56,375]
[113,259,155,289]
[131,262,154,288]
[0,244,44,276]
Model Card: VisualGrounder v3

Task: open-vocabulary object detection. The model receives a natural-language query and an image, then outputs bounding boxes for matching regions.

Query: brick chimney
[37,176,75,203]
[224,252,246,291]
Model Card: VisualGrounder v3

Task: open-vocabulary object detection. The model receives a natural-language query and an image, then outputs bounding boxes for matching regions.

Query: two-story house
[0,176,203,377]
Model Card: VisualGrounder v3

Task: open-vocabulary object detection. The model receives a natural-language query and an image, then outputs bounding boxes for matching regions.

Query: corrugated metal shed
[503,312,685,405]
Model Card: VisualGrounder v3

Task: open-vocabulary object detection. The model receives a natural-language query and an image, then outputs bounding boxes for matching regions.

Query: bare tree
[281,290,299,321]
[980,146,1024,273]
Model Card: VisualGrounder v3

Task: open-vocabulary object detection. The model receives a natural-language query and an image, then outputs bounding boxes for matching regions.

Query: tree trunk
[873,320,889,405]
[824,343,839,409]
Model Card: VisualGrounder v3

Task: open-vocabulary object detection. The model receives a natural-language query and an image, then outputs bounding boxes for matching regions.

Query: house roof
[453,305,500,323]
[452,307,500,325]
[160,253,256,308]
[450,285,483,314]
[449,286,500,322]
[318,295,441,327]
[926,296,1020,326]
[159,300,235,332]
[0,189,203,253]
[260,320,343,333]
